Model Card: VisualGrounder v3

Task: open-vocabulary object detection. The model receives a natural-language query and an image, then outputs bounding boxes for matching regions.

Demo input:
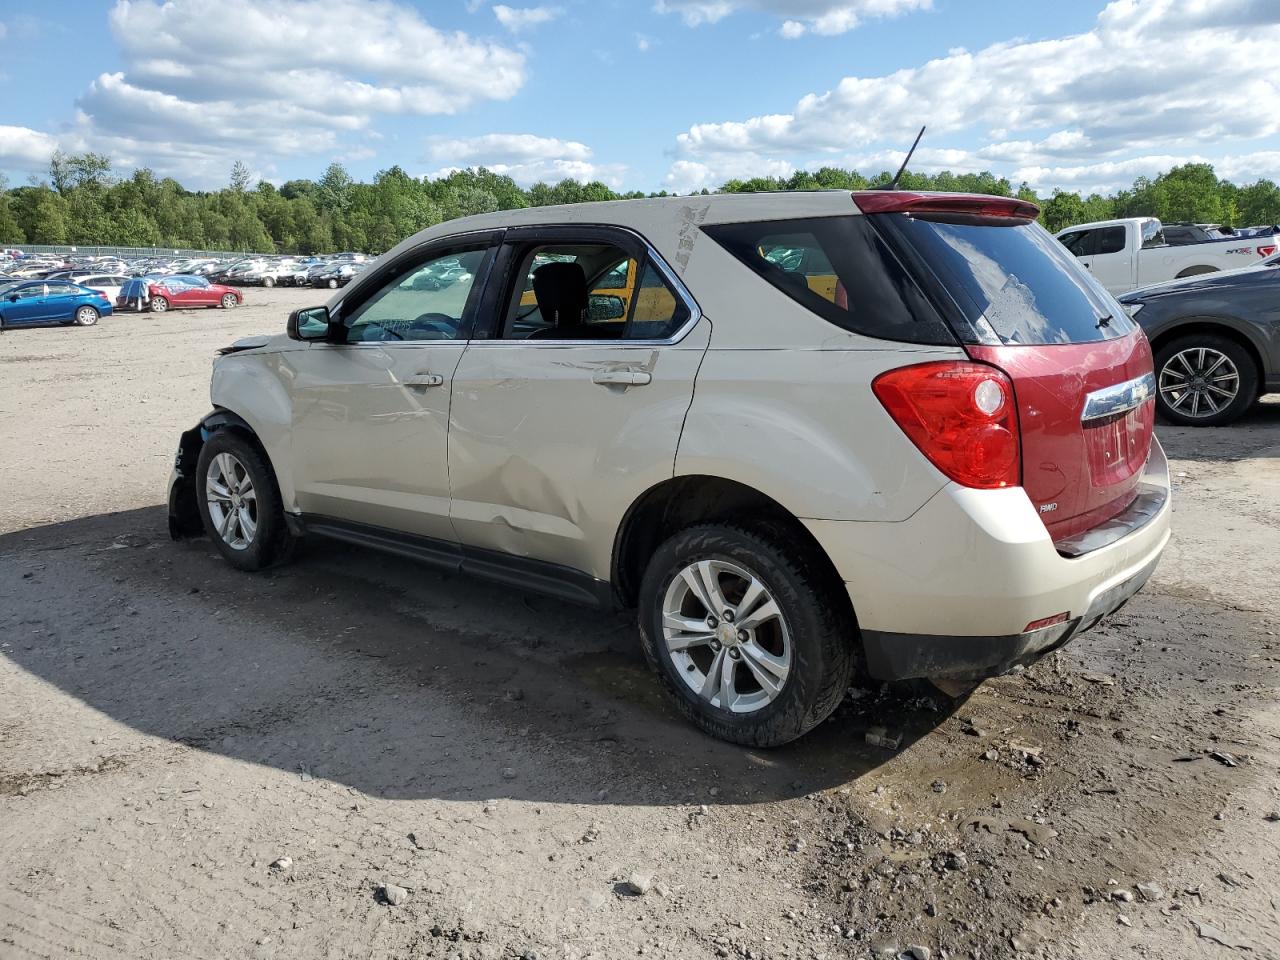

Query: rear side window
[879,215,1136,345]
[1096,225,1126,255]
[702,216,955,345]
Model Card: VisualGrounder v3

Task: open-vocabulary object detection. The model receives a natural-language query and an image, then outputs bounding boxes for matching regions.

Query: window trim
[469,223,702,347]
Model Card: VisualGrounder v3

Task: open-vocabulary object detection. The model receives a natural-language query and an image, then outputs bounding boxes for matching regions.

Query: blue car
[0,279,114,330]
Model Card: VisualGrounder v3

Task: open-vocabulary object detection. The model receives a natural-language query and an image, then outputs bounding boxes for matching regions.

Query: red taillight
[1258,244,1276,257]
[852,190,1040,222]
[872,361,1020,489]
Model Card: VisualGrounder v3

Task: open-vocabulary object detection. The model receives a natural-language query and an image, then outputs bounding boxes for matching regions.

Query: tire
[74,305,99,326]
[220,293,238,309]
[195,430,294,572]
[262,277,274,288]
[1154,333,1258,427]
[150,296,169,313]
[327,278,338,288]
[637,523,855,747]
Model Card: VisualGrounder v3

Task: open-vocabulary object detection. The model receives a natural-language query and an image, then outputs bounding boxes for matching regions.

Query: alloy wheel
[661,559,792,714]
[205,452,258,551]
[221,294,237,308]
[75,306,97,326]
[1159,347,1240,419]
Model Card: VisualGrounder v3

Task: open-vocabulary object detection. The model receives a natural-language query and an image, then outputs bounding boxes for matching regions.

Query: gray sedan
[1120,254,1280,426]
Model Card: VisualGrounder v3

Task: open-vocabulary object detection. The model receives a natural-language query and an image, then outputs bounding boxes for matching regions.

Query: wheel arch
[168,407,281,540]
[611,474,853,621]
[1174,264,1219,279]
[1148,317,1269,390]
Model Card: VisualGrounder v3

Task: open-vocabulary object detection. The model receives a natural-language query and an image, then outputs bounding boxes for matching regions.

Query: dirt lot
[2,289,1278,960]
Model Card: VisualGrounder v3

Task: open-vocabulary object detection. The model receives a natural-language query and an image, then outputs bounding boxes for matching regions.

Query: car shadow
[0,506,962,807]
[1156,395,1280,462]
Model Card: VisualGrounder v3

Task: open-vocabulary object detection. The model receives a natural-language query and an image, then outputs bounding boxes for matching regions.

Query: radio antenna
[879,125,926,190]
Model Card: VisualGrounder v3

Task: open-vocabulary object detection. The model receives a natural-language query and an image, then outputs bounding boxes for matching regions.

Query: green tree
[230,160,253,193]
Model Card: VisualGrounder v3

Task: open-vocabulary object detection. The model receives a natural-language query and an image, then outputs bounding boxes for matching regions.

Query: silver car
[168,192,1171,745]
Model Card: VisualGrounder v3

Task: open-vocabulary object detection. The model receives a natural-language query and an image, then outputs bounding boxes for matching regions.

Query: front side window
[1058,230,1094,257]
[15,284,46,300]
[340,246,489,343]
[500,242,689,341]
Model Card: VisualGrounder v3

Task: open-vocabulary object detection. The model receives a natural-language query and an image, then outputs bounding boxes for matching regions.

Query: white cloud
[636,32,655,51]
[427,133,593,166]
[0,125,61,170]
[664,154,795,191]
[0,0,528,187]
[668,0,1280,192]
[426,133,622,187]
[493,4,562,31]
[656,0,931,35]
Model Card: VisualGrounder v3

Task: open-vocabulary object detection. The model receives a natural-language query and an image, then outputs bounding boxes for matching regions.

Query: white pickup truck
[1055,217,1278,295]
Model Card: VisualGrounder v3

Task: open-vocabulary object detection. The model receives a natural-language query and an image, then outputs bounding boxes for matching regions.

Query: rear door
[447,225,708,580]
[1087,224,1134,293]
[874,207,1154,543]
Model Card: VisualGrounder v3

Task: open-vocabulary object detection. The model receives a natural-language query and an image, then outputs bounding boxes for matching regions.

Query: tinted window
[703,216,954,345]
[881,214,1136,345]
[342,247,488,343]
[1096,225,1126,255]
[1058,230,1093,257]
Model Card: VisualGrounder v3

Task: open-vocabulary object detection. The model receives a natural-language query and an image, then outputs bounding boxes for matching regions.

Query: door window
[44,282,82,296]
[500,242,689,341]
[1096,226,1126,255]
[1058,229,1096,257]
[339,246,489,343]
[15,284,46,300]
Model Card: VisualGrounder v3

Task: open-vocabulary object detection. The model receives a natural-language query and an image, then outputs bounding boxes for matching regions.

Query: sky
[1,0,1279,196]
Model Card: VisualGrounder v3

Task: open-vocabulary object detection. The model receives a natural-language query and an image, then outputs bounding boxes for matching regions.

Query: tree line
[0,151,1276,254]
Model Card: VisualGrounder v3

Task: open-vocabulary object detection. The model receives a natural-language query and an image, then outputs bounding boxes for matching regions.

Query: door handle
[404,373,444,388]
[592,369,652,387]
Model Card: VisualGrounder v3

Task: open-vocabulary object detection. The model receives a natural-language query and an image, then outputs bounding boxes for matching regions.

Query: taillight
[872,361,1020,489]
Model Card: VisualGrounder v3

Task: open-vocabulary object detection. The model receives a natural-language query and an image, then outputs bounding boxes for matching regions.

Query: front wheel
[74,305,99,326]
[327,278,338,288]
[195,430,294,571]
[220,293,238,309]
[150,296,169,313]
[638,523,855,747]
[1155,334,1257,426]
[262,277,274,288]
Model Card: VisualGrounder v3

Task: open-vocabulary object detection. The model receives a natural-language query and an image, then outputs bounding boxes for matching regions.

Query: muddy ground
[1,289,1278,960]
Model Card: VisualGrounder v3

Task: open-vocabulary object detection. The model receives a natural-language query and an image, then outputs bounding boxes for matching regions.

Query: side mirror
[288,305,331,341]
[7,294,17,302]
[587,294,626,322]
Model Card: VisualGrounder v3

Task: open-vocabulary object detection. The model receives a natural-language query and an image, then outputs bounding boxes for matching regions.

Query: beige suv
[168,191,1171,746]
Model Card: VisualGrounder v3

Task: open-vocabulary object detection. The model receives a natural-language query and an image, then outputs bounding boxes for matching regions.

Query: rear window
[878,214,1136,345]
[702,216,955,345]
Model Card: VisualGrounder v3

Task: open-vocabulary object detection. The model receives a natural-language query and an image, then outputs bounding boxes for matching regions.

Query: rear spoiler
[853,191,1040,223]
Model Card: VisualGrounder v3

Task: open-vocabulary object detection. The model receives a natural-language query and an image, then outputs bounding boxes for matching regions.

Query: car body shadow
[0,506,962,807]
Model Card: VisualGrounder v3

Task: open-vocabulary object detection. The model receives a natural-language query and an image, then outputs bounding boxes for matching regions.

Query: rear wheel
[327,278,338,288]
[638,523,855,747]
[220,293,238,309]
[195,430,294,572]
[74,305,99,326]
[150,296,169,313]
[1155,334,1257,426]
[262,276,275,288]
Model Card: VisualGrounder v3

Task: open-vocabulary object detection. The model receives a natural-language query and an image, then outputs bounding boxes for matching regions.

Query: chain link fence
[8,244,256,259]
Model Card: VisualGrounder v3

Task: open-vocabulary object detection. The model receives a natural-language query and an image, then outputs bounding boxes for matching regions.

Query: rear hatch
[860,193,1155,542]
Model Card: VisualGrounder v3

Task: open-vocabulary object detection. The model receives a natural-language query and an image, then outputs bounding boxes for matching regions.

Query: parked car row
[1052,215,1280,426]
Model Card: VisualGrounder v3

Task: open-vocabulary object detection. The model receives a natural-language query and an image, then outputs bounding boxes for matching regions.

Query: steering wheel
[410,312,458,338]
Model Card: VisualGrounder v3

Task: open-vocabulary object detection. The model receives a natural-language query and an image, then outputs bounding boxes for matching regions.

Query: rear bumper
[805,437,1172,681]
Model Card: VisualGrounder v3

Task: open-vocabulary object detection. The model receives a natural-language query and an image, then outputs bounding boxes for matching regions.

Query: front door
[448,228,708,581]
[286,241,497,541]
[5,283,49,324]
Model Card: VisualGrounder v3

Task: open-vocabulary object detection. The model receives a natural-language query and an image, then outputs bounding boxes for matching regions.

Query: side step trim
[296,514,616,609]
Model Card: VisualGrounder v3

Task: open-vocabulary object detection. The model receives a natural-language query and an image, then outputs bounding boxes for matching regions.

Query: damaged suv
[169,191,1171,746]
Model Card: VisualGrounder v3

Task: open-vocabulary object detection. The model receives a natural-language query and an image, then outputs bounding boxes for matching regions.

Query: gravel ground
[1,289,1278,960]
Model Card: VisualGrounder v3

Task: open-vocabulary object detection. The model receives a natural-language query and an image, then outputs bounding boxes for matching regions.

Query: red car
[117,275,244,313]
